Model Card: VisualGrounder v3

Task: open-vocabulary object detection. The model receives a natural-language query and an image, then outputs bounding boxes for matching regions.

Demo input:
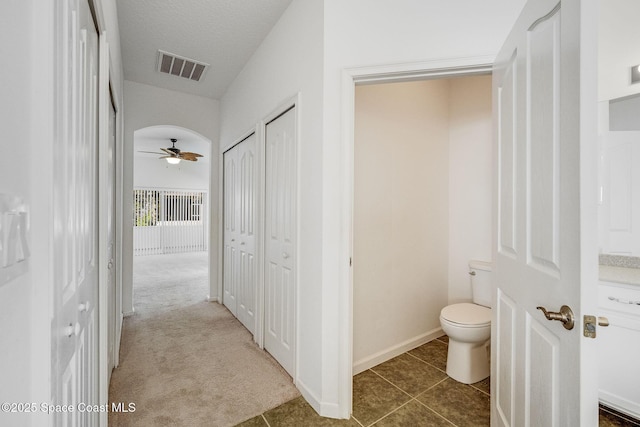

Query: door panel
[264,107,296,376]
[223,134,257,333]
[52,0,100,425]
[237,138,257,333]
[223,148,238,314]
[492,0,598,425]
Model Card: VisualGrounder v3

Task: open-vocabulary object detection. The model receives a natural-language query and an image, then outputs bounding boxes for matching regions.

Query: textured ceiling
[116,0,293,99]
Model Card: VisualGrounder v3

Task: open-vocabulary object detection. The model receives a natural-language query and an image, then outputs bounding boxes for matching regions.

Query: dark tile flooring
[236,335,639,426]
[599,405,640,427]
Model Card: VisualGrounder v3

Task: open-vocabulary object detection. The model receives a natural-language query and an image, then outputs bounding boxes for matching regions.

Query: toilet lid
[441,303,491,326]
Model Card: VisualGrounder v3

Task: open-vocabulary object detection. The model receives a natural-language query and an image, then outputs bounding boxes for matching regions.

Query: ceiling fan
[139,138,203,164]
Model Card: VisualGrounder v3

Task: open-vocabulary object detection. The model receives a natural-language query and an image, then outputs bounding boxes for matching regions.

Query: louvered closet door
[264,107,297,377]
[223,134,257,334]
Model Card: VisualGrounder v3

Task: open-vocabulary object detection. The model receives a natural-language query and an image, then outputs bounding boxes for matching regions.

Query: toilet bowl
[440,261,492,384]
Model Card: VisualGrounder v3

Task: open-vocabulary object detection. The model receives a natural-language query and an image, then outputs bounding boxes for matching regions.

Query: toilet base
[446,339,490,384]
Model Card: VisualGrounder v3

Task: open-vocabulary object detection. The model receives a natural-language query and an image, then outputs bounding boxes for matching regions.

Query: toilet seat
[441,303,491,327]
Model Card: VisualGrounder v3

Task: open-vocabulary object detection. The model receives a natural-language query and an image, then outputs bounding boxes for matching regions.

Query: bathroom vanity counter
[599,255,640,286]
[599,265,640,287]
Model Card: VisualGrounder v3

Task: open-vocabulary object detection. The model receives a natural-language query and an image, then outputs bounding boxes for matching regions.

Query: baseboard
[123,310,135,317]
[600,391,640,420]
[353,327,444,375]
[206,295,219,303]
[296,378,323,416]
[295,380,346,419]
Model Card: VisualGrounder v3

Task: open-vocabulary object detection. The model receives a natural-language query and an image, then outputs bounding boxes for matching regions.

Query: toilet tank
[469,260,492,308]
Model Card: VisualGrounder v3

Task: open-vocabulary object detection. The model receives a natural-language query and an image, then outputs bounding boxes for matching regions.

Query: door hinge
[583,315,609,339]
[349,257,352,267]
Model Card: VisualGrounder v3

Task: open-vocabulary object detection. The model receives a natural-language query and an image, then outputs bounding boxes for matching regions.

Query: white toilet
[439,260,492,384]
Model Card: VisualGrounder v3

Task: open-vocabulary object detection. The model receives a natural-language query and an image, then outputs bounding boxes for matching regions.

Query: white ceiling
[116,0,293,99]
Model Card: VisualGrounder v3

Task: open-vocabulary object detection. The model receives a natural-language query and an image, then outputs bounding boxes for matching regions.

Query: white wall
[219,0,524,417]
[219,0,325,407]
[448,76,493,303]
[134,156,209,190]
[353,80,450,371]
[598,0,640,101]
[0,2,34,425]
[122,80,220,313]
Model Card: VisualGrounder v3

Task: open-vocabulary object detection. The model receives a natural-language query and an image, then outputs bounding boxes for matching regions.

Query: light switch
[0,193,29,287]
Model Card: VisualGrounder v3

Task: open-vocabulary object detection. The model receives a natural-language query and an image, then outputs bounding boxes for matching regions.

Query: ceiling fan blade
[138,151,166,155]
[180,152,203,158]
[160,148,176,156]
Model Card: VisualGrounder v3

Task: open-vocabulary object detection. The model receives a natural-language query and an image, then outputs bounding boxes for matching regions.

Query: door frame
[338,56,507,417]
[97,29,113,427]
[93,1,124,425]
[217,94,301,378]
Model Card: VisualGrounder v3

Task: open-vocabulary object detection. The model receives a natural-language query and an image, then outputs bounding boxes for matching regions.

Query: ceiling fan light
[166,157,181,165]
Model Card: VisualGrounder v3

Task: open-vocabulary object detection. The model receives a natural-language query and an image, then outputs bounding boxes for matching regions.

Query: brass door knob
[536,305,575,330]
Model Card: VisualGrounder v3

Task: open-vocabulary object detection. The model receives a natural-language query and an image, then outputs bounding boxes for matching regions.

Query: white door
[492,0,598,426]
[223,145,238,315]
[264,107,297,376]
[107,95,117,378]
[223,134,257,334]
[237,135,257,333]
[52,0,100,425]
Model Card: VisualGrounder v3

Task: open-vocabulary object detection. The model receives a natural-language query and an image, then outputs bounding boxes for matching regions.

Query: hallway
[108,253,299,426]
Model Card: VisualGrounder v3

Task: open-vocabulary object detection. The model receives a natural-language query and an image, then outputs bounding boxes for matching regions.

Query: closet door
[223,145,238,315]
[236,135,257,333]
[223,134,257,334]
[264,108,297,376]
[51,0,100,425]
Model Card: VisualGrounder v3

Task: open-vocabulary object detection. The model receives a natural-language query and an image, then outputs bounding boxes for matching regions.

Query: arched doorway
[130,125,212,309]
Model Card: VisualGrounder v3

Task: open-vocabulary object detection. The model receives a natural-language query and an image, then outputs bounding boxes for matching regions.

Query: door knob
[536,305,575,330]
[78,301,90,313]
[64,322,80,338]
[282,252,290,259]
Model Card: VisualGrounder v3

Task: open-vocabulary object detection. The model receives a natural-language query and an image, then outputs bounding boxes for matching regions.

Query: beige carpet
[109,252,300,427]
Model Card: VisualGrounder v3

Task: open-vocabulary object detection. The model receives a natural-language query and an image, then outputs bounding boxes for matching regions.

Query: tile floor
[236,335,639,426]
[599,405,640,427]
[237,336,489,426]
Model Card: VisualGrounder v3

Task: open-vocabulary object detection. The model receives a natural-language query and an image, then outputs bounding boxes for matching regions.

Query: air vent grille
[157,50,209,82]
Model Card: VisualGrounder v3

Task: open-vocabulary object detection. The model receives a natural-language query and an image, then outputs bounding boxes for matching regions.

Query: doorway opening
[132,125,212,308]
[336,58,495,418]
[353,74,493,374]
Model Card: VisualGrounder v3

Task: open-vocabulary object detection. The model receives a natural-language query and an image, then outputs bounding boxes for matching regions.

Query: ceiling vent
[157,50,209,82]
